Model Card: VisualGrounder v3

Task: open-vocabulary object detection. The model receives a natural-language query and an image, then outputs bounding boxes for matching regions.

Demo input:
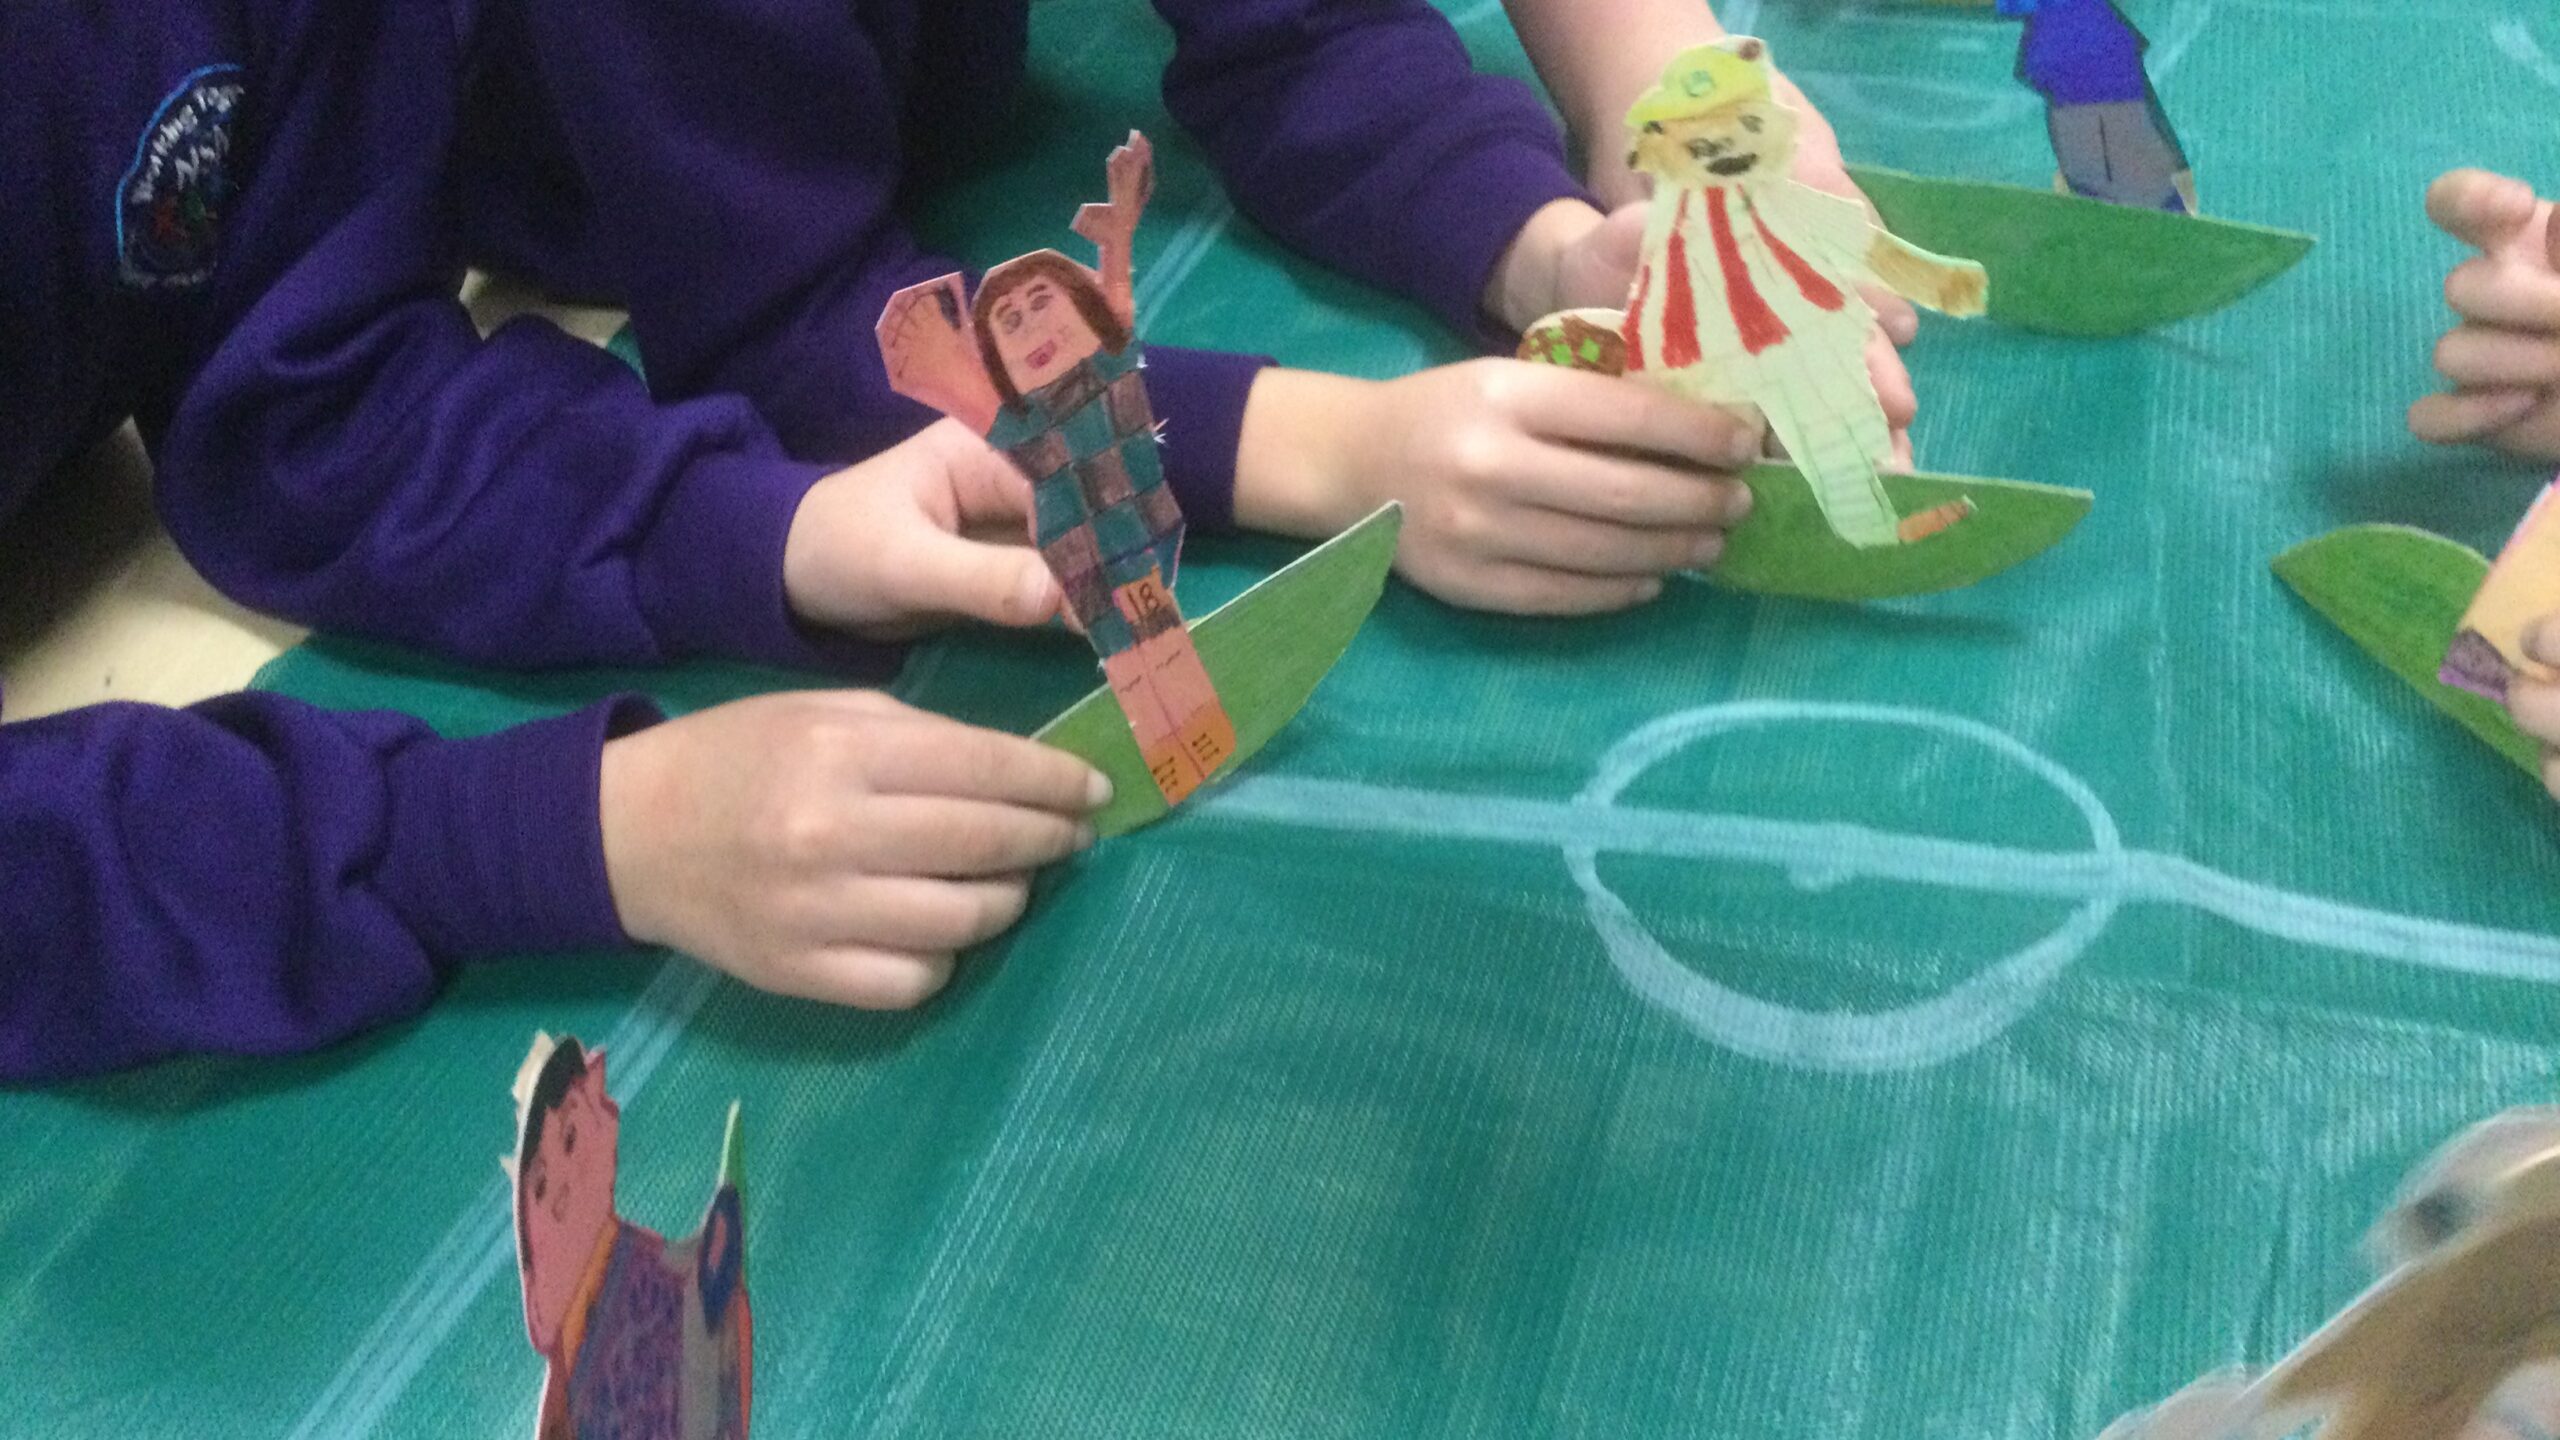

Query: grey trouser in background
[2049,97,2190,211]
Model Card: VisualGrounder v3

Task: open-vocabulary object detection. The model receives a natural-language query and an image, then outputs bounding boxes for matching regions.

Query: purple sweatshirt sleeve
[0,686,655,1083]
[1155,0,1594,348]
[150,3,866,675]
[512,0,1265,530]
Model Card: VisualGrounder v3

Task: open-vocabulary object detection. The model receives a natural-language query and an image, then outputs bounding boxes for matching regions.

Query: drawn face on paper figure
[974,252,1133,405]
[988,275,1101,393]
[1625,39,1799,190]
[1633,102,1799,189]
[514,1044,622,1355]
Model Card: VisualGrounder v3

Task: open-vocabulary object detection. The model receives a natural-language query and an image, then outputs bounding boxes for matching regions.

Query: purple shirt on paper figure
[1999,0,2195,212]
[513,1038,752,1440]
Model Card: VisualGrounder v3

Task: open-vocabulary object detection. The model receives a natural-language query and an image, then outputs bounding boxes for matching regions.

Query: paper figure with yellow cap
[1524,37,1996,555]
[506,1033,752,1440]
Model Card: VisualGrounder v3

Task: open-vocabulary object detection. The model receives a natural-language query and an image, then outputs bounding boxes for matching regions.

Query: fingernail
[1074,822,1099,850]
[1085,770,1114,809]
[1019,567,1058,620]
[1690,534,1725,567]
[1636,578,1665,602]
[1721,434,1763,468]
[1724,483,1755,523]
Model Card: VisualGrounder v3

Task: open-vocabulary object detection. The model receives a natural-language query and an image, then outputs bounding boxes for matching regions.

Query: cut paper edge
[2272,524,2542,777]
[1847,164,2314,336]
[1036,503,1402,838]
[1705,463,2091,600]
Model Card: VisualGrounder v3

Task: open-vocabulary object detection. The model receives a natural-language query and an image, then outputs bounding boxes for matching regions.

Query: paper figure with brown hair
[877,132,1234,807]
[1524,38,1991,553]
[508,1034,751,1440]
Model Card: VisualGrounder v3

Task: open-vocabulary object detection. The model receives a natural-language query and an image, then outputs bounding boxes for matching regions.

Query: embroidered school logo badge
[117,64,247,290]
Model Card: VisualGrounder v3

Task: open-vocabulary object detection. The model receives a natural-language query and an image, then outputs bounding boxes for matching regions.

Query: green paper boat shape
[1848,165,2315,336]
[2273,524,2541,776]
[1709,463,2092,602]
[1037,502,1402,837]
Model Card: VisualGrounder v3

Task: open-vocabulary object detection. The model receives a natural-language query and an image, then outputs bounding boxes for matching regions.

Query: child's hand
[2410,169,2560,459]
[2508,617,2560,800]
[1235,363,1759,615]
[784,418,1062,640]
[1511,202,1920,450]
[599,691,1108,1008]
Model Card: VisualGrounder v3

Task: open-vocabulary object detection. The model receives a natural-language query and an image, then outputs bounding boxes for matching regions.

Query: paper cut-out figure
[509,1034,751,1440]
[2444,478,2560,702]
[1998,0,2197,214]
[876,133,1234,807]
[1525,38,1990,551]
[2095,1106,2560,1440]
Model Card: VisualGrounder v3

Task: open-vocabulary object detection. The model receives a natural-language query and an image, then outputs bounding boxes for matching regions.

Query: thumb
[898,527,1063,630]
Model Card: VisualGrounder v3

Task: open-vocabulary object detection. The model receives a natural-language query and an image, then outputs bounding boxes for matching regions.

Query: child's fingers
[1509,365,1764,470]
[834,876,1032,953]
[1866,331,1918,432]
[867,719,1111,815]
[1487,504,1729,578]
[1497,449,1754,530]
[2434,326,2560,389]
[1862,288,1920,347]
[893,529,1063,630]
[2444,255,2560,330]
[2510,680,2560,746]
[856,797,1094,877]
[2427,169,2542,253]
[1418,557,1664,616]
[786,946,959,1010]
[2409,388,2543,444]
[2523,615,2560,669]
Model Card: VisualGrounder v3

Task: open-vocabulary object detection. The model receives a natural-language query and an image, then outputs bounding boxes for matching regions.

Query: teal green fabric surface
[14,3,2560,1437]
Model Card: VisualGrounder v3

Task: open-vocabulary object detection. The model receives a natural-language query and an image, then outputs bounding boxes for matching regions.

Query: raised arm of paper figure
[1070,131,1153,332]
[876,273,1004,436]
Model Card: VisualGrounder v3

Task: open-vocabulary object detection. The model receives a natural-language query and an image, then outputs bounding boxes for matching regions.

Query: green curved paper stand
[1848,165,2315,337]
[2273,524,2541,776]
[1707,463,2092,601]
[1037,503,1402,837]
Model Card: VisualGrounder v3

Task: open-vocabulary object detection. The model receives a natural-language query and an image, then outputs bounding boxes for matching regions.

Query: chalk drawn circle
[1562,702,2126,1072]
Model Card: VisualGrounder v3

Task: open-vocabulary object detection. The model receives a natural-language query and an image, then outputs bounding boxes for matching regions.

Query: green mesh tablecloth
[13,3,2560,1436]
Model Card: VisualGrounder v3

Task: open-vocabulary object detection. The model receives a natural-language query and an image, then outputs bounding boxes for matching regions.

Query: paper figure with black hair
[508,1034,751,1440]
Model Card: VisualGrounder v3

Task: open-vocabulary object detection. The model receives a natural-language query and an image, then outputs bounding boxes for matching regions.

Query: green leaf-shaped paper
[1709,463,2092,601]
[1848,165,2315,336]
[2273,524,2540,775]
[1037,503,1402,837]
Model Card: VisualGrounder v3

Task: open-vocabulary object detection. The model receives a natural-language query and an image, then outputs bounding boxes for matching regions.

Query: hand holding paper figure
[876,134,1235,809]
[1514,35,2090,598]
